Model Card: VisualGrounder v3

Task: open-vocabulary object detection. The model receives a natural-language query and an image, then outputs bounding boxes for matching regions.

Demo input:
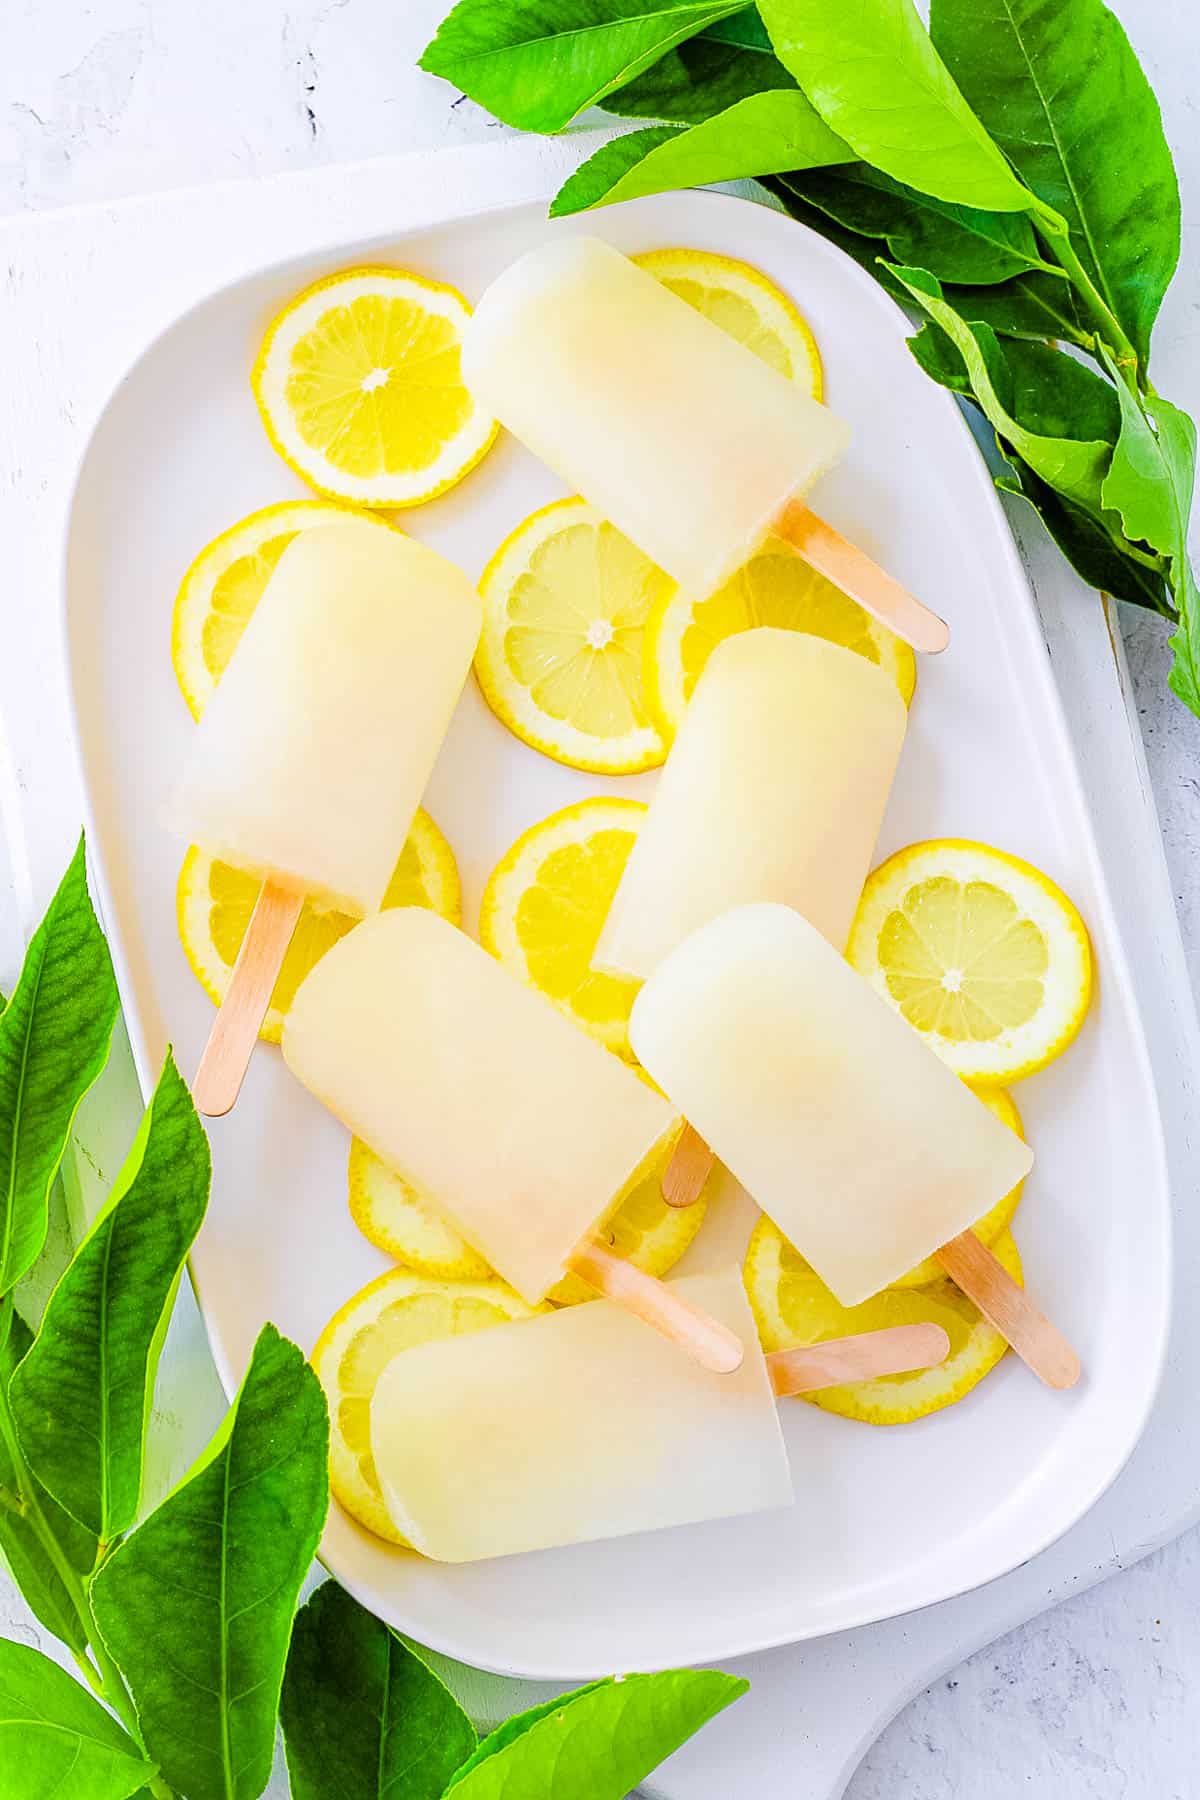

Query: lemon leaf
[550,91,850,217]
[0,838,118,1298]
[10,1055,209,1544]
[91,1326,329,1800]
[444,1671,747,1798]
[281,1582,475,1800]
[0,1640,156,1800]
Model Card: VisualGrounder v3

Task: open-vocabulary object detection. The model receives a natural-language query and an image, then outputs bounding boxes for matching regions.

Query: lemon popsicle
[371,1271,789,1561]
[631,905,1079,1388]
[170,519,481,1116]
[283,908,742,1371]
[463,237,947,653]
[595,630,907,982]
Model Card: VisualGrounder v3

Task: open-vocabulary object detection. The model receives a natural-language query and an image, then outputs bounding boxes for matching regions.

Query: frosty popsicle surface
[282,907,682,1306]
[371,1269,791,1562]
[595,629,907,981]
[167,518,481,918]
[462,236,851,601]
[630,904,1034,1308]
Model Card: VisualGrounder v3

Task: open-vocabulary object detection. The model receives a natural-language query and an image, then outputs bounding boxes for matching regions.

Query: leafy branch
[0,840,749,1798]
[419,0,1197,711]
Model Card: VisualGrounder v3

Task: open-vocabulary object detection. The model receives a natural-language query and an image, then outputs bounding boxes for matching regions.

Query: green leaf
[551,91,850,215]
[419,0,747,133]
[606,12,796,123]
[768,176,1088,344]
[996,451,1173,615]
[280,1582,475,1800]
[785,164,1057,285]
[909,321,1120,444]
[0,1639,155,1800]
[0,1304,99,1655]
[445,1685,610,1788]
[891,265,1112,510]
[1096,354,1200,707]
[91,1325,329,1800]
[10,1054,209,1543]
[931,0,1180,368]
[757,0,1032,212]
[443,1670,747,1799]
[0,838,118,1297]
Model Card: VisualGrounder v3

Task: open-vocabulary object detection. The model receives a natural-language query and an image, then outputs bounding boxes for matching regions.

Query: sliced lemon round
[475,498,670,774]
[348,1130,709,1307]
[171,500,402,720]
[480,797,645,1058]
[252,266,497,507]
[633,248,823,394]
[892,1085,1025,1287]
[313,1267,546,1542]
[644,538,916,745]
[744,1215,1022,1425]
[177,809,460,1044]
[848,839,1093,1083]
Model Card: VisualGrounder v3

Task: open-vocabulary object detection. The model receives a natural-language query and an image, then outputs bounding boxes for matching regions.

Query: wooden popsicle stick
[776,498,950,656]
[569,1241,744,1374]
[767,1323,950,1398]
[192,879,304,1119]
[662,1124,715,1209]
[936,1230,1081,1390]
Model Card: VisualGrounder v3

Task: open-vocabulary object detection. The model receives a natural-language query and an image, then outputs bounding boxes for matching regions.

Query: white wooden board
[1,137,1198,1799]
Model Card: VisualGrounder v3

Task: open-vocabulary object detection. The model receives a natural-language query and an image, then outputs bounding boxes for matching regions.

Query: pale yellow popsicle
[630,904,1034,1307]
[462,237,850,600]
[371,1269,791,1561]
[167,519,481,917]
[595,630,907,981]
[282,907,681,1305]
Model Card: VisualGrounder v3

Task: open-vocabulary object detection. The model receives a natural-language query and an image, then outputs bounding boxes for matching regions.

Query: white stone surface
[2,2,1199,1795]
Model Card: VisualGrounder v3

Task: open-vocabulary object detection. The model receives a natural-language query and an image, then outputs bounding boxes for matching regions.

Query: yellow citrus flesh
[475,498,670,774]
[848,839,1093,1082]
[312,1268,546,1542]
[171,501,401,720]
[644,538,916,745]
[892,1085,1025,1287]
[348,1131,709,1308]
[633,247,823,394]
[744,1216,1023,1425]
[176,809,460,1044]
[252,266,497,507]
[479,797,646,1059]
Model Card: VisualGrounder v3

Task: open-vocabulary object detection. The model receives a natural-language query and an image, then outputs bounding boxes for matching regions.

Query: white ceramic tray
[63,187,1169,1680]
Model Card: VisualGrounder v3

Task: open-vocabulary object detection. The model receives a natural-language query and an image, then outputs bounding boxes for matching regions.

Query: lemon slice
[633,248,823,394]
[848,839,1093,1082]
[892,1085,1025,1287]
[171,500,402,720]
[313,1267,545,1542]
[177,809,460,1044]
[480,797,645,1058]
[252,266,497,507]
[475,498,670,774]
[744,1215,1022,1424]
[348,1130,709,1307]
[644,538,916,745]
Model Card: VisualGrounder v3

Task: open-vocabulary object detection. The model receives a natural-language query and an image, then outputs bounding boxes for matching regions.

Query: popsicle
[282,907,743,1372]
[370,1268,950,1561]
[168,518,482,1116]
[462,236,948,654]
[631,905,1081,1389]
[596,630,907,982]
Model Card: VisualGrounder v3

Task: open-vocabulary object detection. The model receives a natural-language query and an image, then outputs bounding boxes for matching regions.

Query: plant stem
[1029,200,1140,379]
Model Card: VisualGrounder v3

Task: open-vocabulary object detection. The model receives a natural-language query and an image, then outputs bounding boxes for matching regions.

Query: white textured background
[2,2,1199,1793]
